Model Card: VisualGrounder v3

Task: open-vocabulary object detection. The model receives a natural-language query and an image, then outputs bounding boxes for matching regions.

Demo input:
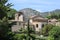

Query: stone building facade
[29,15,48,32]
[10,12,48,32]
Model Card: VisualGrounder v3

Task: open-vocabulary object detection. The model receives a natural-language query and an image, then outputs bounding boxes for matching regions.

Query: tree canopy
[0,0,16,40]
[0,0,17,19]
[42,24,55,36]
[47,13,60,19]
[48,26,60,40]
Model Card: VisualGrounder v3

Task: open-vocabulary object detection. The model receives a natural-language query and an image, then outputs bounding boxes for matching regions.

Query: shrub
[48,26,60,40]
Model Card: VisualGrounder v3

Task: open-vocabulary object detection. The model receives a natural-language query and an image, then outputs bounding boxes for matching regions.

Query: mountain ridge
[19,8,60,21]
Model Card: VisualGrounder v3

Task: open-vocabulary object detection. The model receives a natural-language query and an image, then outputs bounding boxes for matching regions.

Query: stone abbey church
[10,11,60,32]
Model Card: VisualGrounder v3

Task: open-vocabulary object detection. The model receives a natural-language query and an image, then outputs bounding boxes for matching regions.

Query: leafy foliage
[48,26,60,40]
[0,0,16,40]
[0,0,13,19]
[42,24,55,36]
[47,13,60,19]
[0,17,15,40]
[14,20,36,40]
[7,9,17,20]
[14,34,26,40]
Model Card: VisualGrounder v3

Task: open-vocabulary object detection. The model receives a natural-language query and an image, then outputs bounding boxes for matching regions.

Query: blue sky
[8,0,60,12]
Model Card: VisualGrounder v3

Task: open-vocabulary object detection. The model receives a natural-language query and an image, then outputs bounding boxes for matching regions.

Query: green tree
[0,0,15,40]
[26,19,36,40]
[42,24,55,36]
[7,9,17,20]
[14,19,36,40]
[0,17,15,40]
[47,13,60,19]
[0,0,12,19]
[48,26,60,40]
[14,34,26,40]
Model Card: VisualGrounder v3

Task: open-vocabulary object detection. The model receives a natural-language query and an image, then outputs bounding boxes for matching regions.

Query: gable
[31,15,48,22]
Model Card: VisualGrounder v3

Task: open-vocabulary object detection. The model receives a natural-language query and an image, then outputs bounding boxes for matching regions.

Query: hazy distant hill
[19,8,60,21]
[42,9,60,16]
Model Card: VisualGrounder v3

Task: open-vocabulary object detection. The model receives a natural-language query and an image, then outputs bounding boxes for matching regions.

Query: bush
[48,26,60,40]
[14,34,26,40]
[42,24,55,36]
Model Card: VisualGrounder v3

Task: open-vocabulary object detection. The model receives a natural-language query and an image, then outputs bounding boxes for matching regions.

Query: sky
[8,0,60,12]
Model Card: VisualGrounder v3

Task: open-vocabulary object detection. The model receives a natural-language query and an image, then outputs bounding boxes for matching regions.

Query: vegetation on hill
[19,8,60,21]
[46,13,60,19]
[42,9,60,17]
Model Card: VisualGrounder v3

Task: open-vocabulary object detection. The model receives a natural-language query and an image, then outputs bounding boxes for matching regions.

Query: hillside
[19,8,41,21]
[19,8,60,21]
[42,9,60,17]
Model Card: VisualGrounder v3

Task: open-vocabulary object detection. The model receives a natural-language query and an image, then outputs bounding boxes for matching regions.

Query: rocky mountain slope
[19,8,41,21]
[19,8,60,21]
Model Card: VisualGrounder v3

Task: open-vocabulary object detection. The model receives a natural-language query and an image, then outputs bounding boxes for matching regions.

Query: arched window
[49,21,51,22]
[36,24,38,28]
